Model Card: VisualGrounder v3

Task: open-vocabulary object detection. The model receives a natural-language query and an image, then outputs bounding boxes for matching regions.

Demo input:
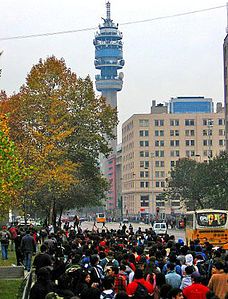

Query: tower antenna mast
[106,1,111,20]
[226,2,228,33]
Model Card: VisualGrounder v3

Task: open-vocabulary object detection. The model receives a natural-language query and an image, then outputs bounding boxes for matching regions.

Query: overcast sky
[0,0,227,141]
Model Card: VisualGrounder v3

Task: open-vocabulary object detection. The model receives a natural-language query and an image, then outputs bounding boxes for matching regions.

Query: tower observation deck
[94,1,124,110]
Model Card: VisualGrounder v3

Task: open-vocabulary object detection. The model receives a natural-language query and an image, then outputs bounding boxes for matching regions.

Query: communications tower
[94,1,124,152]
[94,2,124,212]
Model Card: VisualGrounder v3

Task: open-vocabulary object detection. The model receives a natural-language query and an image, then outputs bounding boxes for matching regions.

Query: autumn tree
[7,56,117,222]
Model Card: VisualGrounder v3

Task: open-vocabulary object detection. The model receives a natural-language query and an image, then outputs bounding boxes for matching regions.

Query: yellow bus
[96,212,106,223]
[185,209,228,249]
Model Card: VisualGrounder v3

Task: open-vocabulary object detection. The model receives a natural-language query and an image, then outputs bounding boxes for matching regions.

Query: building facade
[169,97,213,114]
[94,2,124,211]
[224,34,228,151]
[121,101,225,218]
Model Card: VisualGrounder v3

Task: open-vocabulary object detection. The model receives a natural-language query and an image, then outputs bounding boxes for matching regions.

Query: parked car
[153,222,167,235]
[123,218,129,224]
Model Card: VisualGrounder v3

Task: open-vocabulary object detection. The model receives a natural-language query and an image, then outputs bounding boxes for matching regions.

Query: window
[203,119,213,126]
[203,140,212,146]
[155,150,164,157]
[170,150,179,157]
[141,195,149,207]
[218,119,225,125]
[156,181,166,188]
[185,130,195,136]
[203,129,212,136]
[203,150,213,157]
[170,161,175,167]
[155,171,165,178]
[186,150,195,157]
[140,171,149,178]
[219,129,225,136]
[185,119,195,126]
[219,139,225,146]
[155,130,164,136]
[140,161,149,168]
[139,130,149,137]
[170,140,180,147]
[155,140,164,147]
[155,161,165,167]
[170,130,179,136]
[140,151,149,157]
[154,119,164,126]
[186,140,195,146]
[140,140,149,147]
[170,119,179,126]
[140,181,149,188]
[139,119,149,127]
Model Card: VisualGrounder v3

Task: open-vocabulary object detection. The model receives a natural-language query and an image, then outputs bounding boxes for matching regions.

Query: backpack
[1,231,9,244]
[134,282,150,299]
[101,290,115,299]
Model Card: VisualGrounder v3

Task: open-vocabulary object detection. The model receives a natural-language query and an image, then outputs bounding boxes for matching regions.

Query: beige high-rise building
[121,101,225,218]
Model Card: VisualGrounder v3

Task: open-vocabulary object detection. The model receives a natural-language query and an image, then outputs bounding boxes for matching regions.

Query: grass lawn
[0,250,23,298]
[0,279,23,299]
[0,249,17,266]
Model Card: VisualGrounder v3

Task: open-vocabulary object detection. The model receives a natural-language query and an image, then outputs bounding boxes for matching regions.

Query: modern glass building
[169,97,213,114]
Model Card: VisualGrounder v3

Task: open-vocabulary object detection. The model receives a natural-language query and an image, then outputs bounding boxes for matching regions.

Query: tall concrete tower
[94,1,124,152]
[94,1,124,212]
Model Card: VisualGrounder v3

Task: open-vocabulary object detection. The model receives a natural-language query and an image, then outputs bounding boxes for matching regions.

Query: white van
[153,222,167,235]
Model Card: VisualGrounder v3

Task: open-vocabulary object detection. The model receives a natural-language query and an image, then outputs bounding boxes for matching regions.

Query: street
[78,221,186,241]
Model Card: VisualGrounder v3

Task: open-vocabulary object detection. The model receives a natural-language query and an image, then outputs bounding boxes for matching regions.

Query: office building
[169,97,213,114]
[224,33,228,151]
[122,100,225,217]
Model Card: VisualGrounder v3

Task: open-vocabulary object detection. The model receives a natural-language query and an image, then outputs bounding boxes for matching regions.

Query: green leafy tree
[165,158,211,210]
[0,114,31,218]
[205,152,228,209]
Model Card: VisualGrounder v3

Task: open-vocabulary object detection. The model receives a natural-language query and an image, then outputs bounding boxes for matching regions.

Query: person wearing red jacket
[183,272,210,299]
[126,268,154,297]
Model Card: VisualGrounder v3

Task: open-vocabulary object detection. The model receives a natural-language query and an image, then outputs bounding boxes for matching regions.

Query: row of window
[140,139,225,147]
[140,181,165,188]
[139,150,218,158]
[139,129,225,137]
[140,194,180,207]
[139,118,224,127]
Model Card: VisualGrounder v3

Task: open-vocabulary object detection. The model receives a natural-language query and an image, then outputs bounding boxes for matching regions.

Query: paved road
[78,221,185,241]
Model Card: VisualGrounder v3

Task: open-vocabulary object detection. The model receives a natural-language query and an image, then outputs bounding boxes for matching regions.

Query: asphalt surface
[78,221,186,241]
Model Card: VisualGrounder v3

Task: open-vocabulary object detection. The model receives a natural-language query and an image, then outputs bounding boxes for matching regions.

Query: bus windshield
[197,212,227,227]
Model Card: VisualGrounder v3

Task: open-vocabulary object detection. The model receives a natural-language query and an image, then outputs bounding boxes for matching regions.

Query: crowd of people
[0,221,228,299]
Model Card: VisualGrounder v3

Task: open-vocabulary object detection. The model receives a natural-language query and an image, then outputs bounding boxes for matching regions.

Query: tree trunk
[58,207,63,228]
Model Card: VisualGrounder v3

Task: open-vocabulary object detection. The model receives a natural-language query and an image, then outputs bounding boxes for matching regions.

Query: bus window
[186,214,194,228]
[197,212,227,227]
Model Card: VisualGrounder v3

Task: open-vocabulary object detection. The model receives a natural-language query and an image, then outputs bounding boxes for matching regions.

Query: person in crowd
[126,268,154,297]
[20,230,36,271]
[183,272,210,299]
[33,244,52,274]
[208,261,228,299]
[0,225,11,260]
[165,263,182,289]
[30,267,57,299]
[180,265,194,290]
[100,276,115,299]
[168,288,184,299]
